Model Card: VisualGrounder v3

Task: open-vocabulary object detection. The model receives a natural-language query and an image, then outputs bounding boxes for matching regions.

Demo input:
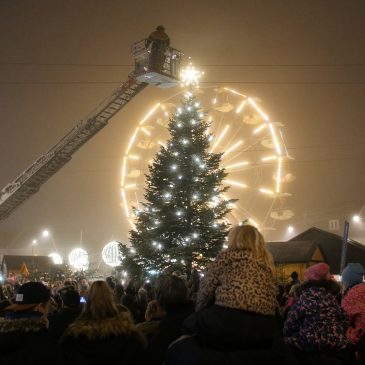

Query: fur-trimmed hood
[63,312,142,341]
[0,315,48,334]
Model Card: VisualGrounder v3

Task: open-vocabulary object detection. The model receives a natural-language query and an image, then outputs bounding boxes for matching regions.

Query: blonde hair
[82,280,118,321]
[227,225,275,274]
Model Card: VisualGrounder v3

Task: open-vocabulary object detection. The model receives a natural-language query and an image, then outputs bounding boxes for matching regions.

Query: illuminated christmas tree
[120,91,236,279]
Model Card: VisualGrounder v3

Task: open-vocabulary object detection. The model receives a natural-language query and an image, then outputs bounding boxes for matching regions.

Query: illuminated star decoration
[180,62,204,88]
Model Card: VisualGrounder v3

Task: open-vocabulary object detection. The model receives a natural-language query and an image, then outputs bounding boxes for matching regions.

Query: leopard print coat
[196,249,277,315]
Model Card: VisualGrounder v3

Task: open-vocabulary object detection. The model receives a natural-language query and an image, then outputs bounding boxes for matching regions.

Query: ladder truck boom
[0,40,182,222]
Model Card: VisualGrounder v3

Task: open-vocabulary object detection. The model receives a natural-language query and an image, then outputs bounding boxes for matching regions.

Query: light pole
[31,239,37,270]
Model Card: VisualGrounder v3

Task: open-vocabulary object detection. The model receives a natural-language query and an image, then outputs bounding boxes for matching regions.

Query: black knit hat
[6,282,50,311]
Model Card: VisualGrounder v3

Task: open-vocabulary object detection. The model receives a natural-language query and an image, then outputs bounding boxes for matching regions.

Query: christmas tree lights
[120,93,235,279]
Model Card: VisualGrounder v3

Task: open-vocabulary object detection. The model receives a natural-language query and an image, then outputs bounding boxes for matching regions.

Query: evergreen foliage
[120,93,236,279]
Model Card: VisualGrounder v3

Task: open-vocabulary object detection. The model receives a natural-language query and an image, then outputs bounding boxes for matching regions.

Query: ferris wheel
[121,86,295,233]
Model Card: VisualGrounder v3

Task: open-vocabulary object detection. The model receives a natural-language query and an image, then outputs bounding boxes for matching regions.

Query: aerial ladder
[0,40,183,222]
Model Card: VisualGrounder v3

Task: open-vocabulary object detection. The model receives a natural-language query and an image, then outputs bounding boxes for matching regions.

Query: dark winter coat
[283,280,350,352]
[144,301,194,365]
[60,312,147,365]
[183,304,280,350]
[0,313,60,364]
[48,306,82,339]
[164,304,290,365]
[166,335,293,365]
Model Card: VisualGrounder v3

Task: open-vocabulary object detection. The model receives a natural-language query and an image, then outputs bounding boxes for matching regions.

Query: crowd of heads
[0,224,364,365]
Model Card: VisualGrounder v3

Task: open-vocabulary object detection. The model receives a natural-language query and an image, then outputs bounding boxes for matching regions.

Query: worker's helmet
[156,25,165,31]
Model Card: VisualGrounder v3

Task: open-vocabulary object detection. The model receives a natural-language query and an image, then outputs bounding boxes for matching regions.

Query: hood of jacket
[0,315,48,334]
[63,312,142,341]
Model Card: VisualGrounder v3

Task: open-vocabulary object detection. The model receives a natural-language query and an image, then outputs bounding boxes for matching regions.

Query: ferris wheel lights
[222,140,243,157]
[210,125,230,153]
[259,188,275,195]
[262,156,277,162]
[224,88,247,98]
[248,98,270,122]
[276,157,283,193]
[121,157,127,186]
[236,100,247,114]
[253,124,267,134]
[126,127,139,154]
[268,123,282,155]
[121,189,129,217]
[141,127,151,136]
[224,180,247,188]
[248,218,260,228]
[139,103,160,126]
[224,161,249,169]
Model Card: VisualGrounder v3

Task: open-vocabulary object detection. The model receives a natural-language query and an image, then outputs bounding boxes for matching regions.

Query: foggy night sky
[0,0,364,260]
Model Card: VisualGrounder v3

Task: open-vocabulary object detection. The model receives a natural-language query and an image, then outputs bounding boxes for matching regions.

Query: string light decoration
[102,241,121,267]
[119,91,235,279]
[68,248,89,271]
[48,253,62,265]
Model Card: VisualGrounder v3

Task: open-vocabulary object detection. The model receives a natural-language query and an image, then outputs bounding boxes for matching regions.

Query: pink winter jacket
[341,283,365,344]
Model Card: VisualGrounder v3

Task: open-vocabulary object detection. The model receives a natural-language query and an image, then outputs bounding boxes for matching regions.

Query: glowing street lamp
[42,230,50,238]
[352,215,361,223]
[287,226,294,234]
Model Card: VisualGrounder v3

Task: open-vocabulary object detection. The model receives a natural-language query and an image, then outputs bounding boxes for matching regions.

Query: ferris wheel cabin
[131,39,183,88]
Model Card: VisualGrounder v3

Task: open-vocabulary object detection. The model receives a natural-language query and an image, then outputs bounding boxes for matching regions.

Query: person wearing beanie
[48,287,82,339]
[341,263,365,345]
[284,263,353,364]
[0,281,59,362]
[303,262,331,281]
[342,263,365,291]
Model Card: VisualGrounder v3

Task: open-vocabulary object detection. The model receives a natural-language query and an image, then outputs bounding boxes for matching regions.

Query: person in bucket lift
[145,25,170,72]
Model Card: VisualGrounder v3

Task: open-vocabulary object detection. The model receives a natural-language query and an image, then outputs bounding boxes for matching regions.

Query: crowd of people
[0,224,364,364]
